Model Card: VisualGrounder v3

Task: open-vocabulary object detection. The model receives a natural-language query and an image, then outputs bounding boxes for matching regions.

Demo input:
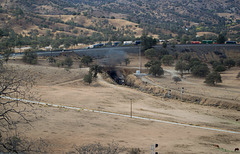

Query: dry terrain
[2,58,240,153]
[148,66,240,103]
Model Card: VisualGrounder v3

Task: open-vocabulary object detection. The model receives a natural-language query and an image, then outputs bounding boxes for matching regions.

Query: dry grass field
[149,66,240,102]
[196,32,218,37]
[3,55,240,153]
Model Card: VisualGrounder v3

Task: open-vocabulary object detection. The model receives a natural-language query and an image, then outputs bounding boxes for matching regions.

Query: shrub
[210,60,221,69]
[84,72,93,84]
[124,58,130,66]
[189,58,201,69]
[182,54,191,62]
[48,57,56,64]
[0,60,3,71]
[224,59,235,69]
[79,63,82,68]
[175,60,187,77]
[22,51,38,64]
[64,57,73,68]
[81,56,93,66]
[204,71,222,86]
[73,29,78,34]
[172,76,181,84]
[161,55,174,66]
[90,64,103,78]
[157,48,169,59]
[145,60,161,69]
[140,34,157,50]
[144,48,157,59]
[236,58,240,67]
[56,61,64,67]
[74,142,124,153]
[162,42,167,48]
[216,34,226,44]
[237,72,240,79]
[191,63,210,77]
[214,65,226,72]
[130,148,141,154]
[149,64,164,77]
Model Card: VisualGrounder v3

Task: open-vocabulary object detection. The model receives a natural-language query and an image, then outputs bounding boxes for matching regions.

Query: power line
[1,96,240,135]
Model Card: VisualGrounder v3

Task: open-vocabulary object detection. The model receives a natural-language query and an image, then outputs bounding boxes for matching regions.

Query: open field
[126,54,240,109]
[148,66,240,102]
[2,58,240,153]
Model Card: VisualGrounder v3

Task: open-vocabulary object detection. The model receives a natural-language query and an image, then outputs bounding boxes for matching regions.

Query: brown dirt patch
[3,62,240,153]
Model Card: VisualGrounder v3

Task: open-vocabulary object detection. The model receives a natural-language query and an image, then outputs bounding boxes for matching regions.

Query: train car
[225,41,237,44]
[134,40,142,45]
[87,45,94,49]
[113,42,121,46]
[93,43,104,48]
[123,41,133,45]
[202,40,213,44]
[191,41,201,44]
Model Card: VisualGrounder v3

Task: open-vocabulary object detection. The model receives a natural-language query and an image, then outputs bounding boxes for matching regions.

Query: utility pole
[151,144,158,154]
[181,87,184,101]
[130,99,133,118]
[168,90,171,98]
[139,45,141,74]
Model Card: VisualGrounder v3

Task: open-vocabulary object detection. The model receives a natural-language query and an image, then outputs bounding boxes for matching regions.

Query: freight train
[191,40,237,44]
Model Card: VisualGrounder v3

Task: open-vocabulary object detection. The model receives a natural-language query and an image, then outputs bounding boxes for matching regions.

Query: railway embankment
[124,74,240,111]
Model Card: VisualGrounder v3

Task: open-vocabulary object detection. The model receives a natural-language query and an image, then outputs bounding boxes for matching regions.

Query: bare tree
[0,66,47,153]
[0,134,49,153]
[73,142,125,154]
[0,67,34,129]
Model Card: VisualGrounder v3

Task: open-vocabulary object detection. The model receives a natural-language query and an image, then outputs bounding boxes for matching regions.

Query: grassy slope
[1,0,240,40]
[0,13,146,38]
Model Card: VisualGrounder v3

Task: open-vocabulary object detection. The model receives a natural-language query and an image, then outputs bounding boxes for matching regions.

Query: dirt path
[164,68,197,85]
[54,78,84,86]
[144,66,240,103]
[3,95,240,135]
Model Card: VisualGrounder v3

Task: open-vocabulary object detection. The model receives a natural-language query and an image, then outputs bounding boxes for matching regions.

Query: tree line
[142,35,240,86]
[175,55,240,86]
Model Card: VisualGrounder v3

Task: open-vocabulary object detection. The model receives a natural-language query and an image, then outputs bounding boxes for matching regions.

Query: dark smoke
[98,49,126,67]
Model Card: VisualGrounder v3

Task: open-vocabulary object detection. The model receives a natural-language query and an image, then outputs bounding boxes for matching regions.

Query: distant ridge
[0,0,239,41]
